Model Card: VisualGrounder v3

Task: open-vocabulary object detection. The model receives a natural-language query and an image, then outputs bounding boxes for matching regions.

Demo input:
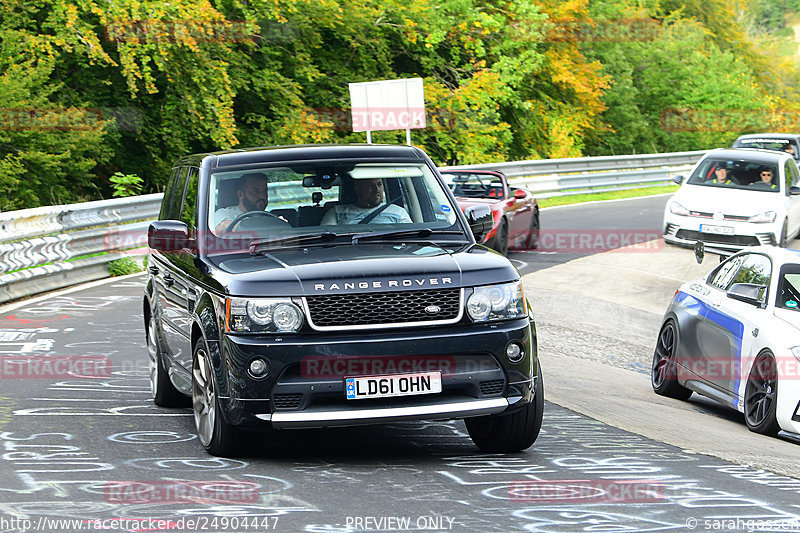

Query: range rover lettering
[144,144,544,456]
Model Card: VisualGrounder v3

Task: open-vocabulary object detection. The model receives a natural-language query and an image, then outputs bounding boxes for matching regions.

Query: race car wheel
[192,338,239,456]
[651,320,693,400]
[147,315,188,407]
[492,219,509,256]
[744,351,780,436]
[466,372,544,453]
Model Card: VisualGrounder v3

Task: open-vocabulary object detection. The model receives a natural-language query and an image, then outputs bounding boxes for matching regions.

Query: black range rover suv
[144,144,543,456]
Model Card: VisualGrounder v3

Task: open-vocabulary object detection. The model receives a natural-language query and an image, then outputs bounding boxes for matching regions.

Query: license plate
[700,224,734,235]
[345,372,442,400]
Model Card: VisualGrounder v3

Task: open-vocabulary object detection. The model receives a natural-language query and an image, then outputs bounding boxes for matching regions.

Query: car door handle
[148,265,159,275]
[163,274,175,288]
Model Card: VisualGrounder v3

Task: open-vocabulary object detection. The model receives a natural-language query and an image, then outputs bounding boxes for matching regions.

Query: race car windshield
[686,158,780,193]
[207,162,461,243]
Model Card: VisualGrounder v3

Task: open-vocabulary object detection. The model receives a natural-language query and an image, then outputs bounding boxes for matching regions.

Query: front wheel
[192,338,240,456]
[492,219,509,256]
[527,209,540,250]
[466,373,544,453]
[744,351,780,436]
[780,219,789,248]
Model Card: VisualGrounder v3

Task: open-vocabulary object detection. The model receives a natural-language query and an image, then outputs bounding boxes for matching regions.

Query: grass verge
[538,184,679,208]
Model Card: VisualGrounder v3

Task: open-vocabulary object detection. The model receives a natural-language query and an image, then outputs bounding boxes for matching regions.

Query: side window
[159,167,180,220]
[162,167,189,220]
[709,254,746,290]
[730,254,771,301]
[180,167,199,231]
[785,160,800,193]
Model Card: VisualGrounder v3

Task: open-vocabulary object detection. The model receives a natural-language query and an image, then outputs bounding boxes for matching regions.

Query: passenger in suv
[145,144,544,456]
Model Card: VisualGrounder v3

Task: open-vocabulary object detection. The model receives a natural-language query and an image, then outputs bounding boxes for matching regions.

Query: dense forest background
[2,0,800,209]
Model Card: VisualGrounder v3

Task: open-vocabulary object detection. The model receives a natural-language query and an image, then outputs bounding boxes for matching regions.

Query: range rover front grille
[273,394,304,410]
[479,379,505,395]
[305,288,461,329]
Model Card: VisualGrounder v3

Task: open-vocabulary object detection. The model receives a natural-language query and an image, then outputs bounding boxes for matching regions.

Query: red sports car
[440,169,539,256]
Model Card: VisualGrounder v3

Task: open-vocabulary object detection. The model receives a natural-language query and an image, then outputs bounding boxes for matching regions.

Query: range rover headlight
[467,281,526,322]
[227,298,304,333]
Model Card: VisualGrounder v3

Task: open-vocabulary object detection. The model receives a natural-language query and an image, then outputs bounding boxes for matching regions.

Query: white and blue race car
[652,243,800,438]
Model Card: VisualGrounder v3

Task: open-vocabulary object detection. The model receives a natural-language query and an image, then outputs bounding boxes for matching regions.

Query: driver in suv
[213,172,270,232]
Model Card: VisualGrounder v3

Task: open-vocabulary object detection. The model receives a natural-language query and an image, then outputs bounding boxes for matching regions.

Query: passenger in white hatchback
[750,168,778,190]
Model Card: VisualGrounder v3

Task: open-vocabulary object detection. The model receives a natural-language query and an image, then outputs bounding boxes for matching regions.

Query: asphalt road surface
[1,195,799,532]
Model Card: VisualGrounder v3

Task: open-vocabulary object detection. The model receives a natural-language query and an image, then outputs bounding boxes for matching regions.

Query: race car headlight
[227,298,304,333]
[670,201,690,216]
[747,211,777,223]
[792,346,800,363]
[467,281,526,322]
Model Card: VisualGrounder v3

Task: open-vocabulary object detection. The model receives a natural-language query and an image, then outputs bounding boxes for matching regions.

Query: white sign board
[349,78,426,133]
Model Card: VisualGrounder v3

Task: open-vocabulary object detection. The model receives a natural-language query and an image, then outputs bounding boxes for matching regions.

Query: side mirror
[672,175,685,185]
[148,221,193,252]
[790,186,800,196]
[726,283,766,307]
[693,240,704,264]
[513,189,527,199]
[463,205,493,241]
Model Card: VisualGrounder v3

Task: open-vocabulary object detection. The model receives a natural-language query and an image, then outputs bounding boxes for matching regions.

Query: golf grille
[305,288,461,328]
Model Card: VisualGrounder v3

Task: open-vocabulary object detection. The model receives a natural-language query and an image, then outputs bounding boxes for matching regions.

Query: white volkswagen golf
[664,148,800,249]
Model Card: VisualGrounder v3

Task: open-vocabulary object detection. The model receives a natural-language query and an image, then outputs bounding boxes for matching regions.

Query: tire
[527,209,540,250]
[744,351,780,436]
[492,219,509,256]
[780,219,789,248]
[192,338,240,456]
[147,315,188,407]
[466,372,544,453]
[651,320,693,400]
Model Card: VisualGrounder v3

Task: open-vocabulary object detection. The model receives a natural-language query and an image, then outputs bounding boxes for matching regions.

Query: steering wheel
[228,211,287,231]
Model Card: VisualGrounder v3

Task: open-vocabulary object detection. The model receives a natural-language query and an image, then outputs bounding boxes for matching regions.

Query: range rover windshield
[686,157,780,193]
[207,161,461,247]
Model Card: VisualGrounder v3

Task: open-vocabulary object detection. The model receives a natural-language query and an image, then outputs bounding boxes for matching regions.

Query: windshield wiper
[351,228,466,245]
[249,232,352,254]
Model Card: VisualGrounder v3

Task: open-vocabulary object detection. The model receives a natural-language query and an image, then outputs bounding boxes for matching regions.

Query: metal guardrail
[0,195,162,304]
[0,150,706,304]
[443,150,707,198]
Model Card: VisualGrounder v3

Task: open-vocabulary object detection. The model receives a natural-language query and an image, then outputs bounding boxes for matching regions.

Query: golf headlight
[467,281,526,322]
[227,298,303,333]
[670,201,690,216]
[792,347,800,363]
[748,211,777,223]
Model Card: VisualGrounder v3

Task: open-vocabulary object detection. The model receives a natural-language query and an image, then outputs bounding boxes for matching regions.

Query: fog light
[506,342,524,363]
[248,358,268,378]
